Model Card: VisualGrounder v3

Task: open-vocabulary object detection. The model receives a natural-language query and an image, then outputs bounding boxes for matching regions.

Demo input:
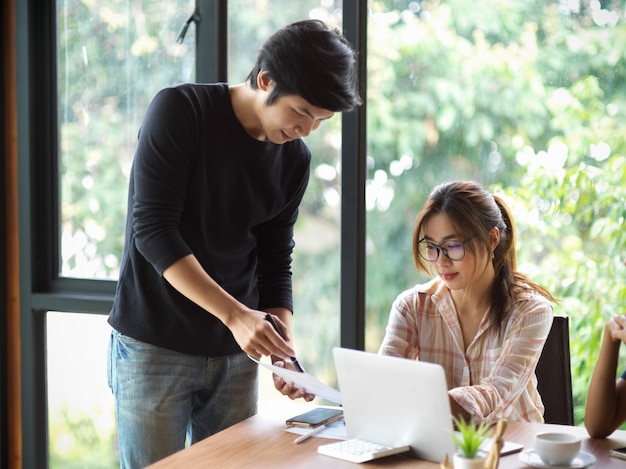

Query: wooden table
[147,411,626,468]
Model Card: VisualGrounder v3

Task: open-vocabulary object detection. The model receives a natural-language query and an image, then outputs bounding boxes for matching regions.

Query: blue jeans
[107,330,258,469]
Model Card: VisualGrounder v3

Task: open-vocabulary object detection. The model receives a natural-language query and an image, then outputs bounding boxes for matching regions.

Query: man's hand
[270,360,315,402]
[227,309,296,360]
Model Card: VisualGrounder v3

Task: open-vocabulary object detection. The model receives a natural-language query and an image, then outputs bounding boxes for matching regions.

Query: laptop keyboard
[317,439,411,463]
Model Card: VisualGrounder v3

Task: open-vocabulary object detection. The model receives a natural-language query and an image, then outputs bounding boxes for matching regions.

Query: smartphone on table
[285,407,343,429]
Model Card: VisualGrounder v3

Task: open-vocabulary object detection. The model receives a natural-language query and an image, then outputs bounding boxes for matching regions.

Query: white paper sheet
[249,356,342,404]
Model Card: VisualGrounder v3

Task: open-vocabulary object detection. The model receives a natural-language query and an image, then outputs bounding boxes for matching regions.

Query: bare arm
[585,316,626,438]
[162,254,313,401]
[162,254,296,360]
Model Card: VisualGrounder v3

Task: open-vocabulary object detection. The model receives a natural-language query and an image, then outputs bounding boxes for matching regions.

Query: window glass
[364,0,626,427]
[53,1,196,465]
[47,312,115,468]
[58,0,195,280]
[229,0,345,409]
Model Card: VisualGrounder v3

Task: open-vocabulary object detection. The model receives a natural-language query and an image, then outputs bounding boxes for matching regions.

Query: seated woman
[585,258,626,438]
[379,180,556,424]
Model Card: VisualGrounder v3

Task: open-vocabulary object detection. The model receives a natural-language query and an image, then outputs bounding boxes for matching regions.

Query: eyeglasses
[417,237,474,262]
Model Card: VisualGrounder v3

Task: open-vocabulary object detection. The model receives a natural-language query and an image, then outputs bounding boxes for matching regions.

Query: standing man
[107,19,361,468]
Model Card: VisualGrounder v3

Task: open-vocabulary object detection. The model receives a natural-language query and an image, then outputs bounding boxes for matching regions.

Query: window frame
[13,1,368,466]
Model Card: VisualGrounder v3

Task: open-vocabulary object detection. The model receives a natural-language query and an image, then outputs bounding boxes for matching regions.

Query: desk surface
[147,411,626,469]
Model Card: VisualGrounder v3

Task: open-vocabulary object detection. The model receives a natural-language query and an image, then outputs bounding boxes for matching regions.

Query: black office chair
[535,314,575,425]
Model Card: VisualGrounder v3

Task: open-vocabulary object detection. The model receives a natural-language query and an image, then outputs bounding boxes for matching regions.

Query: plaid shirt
[379,277,553,424]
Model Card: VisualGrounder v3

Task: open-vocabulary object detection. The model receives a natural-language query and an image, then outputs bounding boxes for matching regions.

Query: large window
[59,0,195,280]
[53,3,197,467]
[361,0,626,427]
[15,0,626,467]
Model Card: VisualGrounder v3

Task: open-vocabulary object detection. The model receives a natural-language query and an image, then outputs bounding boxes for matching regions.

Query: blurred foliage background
[53,0,625,467]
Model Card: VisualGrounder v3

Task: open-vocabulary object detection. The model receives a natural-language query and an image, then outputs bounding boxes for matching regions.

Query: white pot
[453,453,486,469]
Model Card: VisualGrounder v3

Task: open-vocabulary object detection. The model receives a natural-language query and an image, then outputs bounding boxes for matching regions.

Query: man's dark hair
[247,19,361,112]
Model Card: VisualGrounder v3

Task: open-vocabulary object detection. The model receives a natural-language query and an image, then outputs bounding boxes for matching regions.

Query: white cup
[534,432,581,466]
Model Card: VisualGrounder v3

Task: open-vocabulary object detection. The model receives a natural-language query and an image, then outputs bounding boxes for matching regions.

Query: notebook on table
[317,347,456,463]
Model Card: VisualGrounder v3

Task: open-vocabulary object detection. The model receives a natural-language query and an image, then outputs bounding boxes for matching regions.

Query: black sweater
[108,83,311,356]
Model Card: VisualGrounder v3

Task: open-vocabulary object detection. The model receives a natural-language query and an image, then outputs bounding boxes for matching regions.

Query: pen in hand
[264,314,305,372]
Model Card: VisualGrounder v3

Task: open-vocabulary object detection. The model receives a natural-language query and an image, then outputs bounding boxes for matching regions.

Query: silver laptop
[318,347,455,463]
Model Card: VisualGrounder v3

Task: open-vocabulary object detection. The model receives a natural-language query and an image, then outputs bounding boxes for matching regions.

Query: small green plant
[452,416,490,459]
